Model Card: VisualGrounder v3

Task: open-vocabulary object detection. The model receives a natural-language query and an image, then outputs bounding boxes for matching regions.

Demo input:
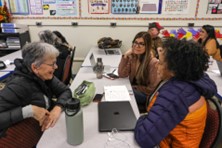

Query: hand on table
[32,105,50,127]
[41,105,62,131]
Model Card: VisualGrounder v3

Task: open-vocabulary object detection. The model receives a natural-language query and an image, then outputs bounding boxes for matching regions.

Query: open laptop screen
[89,53,96,67]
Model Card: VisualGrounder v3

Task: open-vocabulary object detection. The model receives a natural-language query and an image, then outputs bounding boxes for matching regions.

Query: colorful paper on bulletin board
[29,0,43,15]
[140,0,162,14]
[88,0,109,14]
[43,0,56,4]
[111,0,139,14]
[56,0,77,16]
[162,0,190,14]
[206,0,222,14]
[9,0,29,14]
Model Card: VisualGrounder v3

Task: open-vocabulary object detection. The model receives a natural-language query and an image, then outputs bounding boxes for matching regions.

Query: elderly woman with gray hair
[0,42,72,147]
[38,30,71,81]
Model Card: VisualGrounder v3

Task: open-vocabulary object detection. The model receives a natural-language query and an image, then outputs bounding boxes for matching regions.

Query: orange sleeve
[205,39,217,56]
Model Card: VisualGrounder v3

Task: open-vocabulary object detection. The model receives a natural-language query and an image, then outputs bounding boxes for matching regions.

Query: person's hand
[124,48,133,59]
[32,105,50,126]
[41,105,62,131]
[192,32,200,42]
[157,47,163,53]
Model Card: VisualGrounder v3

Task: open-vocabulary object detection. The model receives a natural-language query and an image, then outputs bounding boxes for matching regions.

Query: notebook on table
[98,101,137,132]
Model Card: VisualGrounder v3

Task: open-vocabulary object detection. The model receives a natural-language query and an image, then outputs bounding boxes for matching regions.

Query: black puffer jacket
[54,44,70,81]
[0,59,72,135]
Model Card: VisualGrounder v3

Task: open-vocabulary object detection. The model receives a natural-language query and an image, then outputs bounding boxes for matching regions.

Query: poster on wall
[8,0,29,14]
[140,0,162,14]
[88,0,109,14]
[206,0,222,14]
[111,0,139,14]
[162,0,190,14]
[43,0,56,4]
[29,0,43,15]
[56,0,77,16]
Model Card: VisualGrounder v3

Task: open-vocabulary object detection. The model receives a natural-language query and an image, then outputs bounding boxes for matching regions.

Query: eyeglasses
[42,62,57,68]
[132,41,145,48]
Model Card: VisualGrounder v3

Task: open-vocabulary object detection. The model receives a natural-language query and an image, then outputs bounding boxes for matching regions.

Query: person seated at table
[53,30,73,50]
[195,24,222,76]
[0,42,72,146]
[134,38,217,147]
[147,22,164,58]
[38,30,71,81]
[118,31,161,112]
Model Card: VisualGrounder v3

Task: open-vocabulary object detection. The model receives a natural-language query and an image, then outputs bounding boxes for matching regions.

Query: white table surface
[37,67,140,148]
[0,50,22,72]
[206,60,222,94]
[81,46,122,68]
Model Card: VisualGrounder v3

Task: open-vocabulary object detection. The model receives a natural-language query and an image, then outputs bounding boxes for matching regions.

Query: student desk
[0,50,21,71]
[0,71,11,82]
[0,50,21,81]
[206,59,222,94]
[81,46,122,68]
[37,67,140,148]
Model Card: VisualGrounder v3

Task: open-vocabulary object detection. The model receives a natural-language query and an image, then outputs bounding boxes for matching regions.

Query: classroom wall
[6,0,222,74]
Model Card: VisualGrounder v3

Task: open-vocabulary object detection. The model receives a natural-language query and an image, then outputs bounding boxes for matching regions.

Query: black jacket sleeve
[0,83,25,131]
[49,77,72,109]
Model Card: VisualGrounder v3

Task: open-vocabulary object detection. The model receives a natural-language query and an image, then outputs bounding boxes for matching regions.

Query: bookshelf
[0,31,31,57]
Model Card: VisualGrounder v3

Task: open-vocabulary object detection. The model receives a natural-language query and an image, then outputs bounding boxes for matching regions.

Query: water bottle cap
[66,98,80,110]
[97,58,102,62]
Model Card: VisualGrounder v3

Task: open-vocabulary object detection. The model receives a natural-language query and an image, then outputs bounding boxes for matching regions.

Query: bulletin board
[2,0,79,17]
[1,0,222,21]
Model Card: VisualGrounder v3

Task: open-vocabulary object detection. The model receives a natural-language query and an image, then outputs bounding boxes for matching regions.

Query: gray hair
[22,42,59,70]
[38,30,58,45]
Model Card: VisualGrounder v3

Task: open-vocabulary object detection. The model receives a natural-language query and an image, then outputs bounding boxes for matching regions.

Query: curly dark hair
[162,37,209,81]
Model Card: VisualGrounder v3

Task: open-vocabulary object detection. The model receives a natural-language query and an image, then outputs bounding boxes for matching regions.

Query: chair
[199,94,222,148]
[0,118,43,147]
[62,46,76,85]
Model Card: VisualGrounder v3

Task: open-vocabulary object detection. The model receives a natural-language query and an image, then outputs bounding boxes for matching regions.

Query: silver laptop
[98,101,137,132]
[89,53,111,72]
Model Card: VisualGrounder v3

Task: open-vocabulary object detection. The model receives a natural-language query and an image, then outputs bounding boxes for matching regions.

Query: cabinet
[0,31,31,57]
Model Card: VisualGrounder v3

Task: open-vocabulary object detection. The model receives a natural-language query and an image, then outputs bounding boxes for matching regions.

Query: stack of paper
[104,85,131,101]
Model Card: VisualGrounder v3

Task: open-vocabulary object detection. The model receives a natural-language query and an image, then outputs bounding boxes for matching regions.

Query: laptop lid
[89,53,111,73]
[98,101,137,132]
[89,53,96,67]
[104,49,120,55]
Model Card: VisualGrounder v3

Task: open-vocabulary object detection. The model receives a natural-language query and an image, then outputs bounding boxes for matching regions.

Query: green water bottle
[65,98,84,145]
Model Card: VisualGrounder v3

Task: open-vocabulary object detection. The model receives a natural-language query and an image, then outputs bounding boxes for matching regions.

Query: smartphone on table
[93,94,103,102]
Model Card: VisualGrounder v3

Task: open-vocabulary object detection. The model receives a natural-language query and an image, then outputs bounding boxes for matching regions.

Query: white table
[37,67,140,148]
[81,46,122,68]
[0,50,22,72]
[0,71,11,81]
[206,59,222,94]
[0,50,21,81]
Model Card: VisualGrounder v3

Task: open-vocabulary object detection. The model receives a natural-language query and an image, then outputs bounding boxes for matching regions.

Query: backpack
[97,37,122,49]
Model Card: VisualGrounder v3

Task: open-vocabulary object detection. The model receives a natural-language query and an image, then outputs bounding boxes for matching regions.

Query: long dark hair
[198,25,220,49]
[132,31,152,85]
